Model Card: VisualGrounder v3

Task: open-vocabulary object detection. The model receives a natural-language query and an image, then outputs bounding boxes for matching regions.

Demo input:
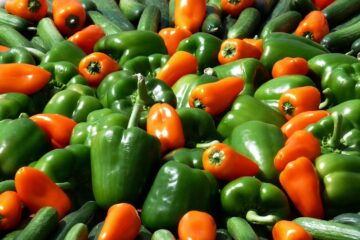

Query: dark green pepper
[41,40,86,66]
[163,147,204,169]
[176,32,222,72]
[122,53,170,77]
[94,30,167,66]
[0,47,35,64]
[0,93,37,120]
[141,160,218,232]
[315,153,360,217]
[217,95,286,138]
[221,176,290,226]
[224,120,285,184]
[328,99,360,129]
[0,118,51,179]
[40,61,79,88]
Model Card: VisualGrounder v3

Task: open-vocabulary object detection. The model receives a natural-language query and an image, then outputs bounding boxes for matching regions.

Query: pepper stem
[303,31,314,41]
[196,140,220,149]
[282,101,295,116]
[228,0,240,4]
[246,210,279,225]
[87,61,101,75]
[66,15,80,29]
[193,98,206,109]
[319,88,335,109]
[56,182,73,191]
[28,0,41,12]
[127,74,148,129]
[327,112,343,150]
[209,150,225,165]
[222,44,236,58]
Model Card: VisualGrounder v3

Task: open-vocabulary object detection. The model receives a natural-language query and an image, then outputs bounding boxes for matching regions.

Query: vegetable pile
[0,0,360,239]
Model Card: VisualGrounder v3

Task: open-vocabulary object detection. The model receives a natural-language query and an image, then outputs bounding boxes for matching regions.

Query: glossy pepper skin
[0,118,51,179]
[294,11,329,43]
[217,95,286,138]
[260,32,329,72]
[176,32,222,72]
[272,220,312,240]
[328,99,360,130]
[163,147,204,169]
[141,160,218,232]
[0,93,37,120]
[5,0,48,21]
[225,120,285,184]
[94,30,167,66]
[174,0,206,33]
[315,153,360,217]
[221,176,290,226]
[0,47,35,64]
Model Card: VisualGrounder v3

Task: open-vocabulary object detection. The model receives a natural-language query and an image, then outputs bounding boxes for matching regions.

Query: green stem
[66,14,80,29]
[87,61,101,75]
[222,43,236,58]
[282,101,295,116]
[193,98,206,109]
[203,67,215,76]
[196,140,220,149]
[127,74,148,129]
[328,112,343,150]
[56,182,73,191]
[246,210,279,225]
[209,149,224,165]
[28,0,41,12]
[303,31,314,41]
[25,47,45,61]
[319,88,334,109]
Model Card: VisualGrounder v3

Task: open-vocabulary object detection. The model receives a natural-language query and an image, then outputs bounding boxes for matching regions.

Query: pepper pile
[0,0,360,239]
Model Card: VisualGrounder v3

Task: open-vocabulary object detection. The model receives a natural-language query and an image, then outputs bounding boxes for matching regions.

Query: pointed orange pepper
[272,220,312,240]
[0,191,22,231]
[178,210,217,240]
[294,11,329,43]
[68,24,105,54]
[272,57,309,78]
[218,38,262,65]
[158,27,192,56]
[174,0,206,33]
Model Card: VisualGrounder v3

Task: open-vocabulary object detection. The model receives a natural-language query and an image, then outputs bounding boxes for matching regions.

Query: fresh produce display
[0,0,360,239]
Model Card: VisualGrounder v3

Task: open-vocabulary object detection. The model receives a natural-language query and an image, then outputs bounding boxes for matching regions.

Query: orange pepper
[156,51,198,86]
[15,166,71,219]
[174,0,206,33]
[0,191,22,231]
[272,220,312,240]
[68,24,105,54]
[99,203,141,240]
[0,45,10,52]
[271,57,309,78]
[312,0,334,10]
[243,38,263,54]
[0,63,51,95]
[178,210,217,240]
[78,52,120,87]
[188,76,244,115]
[274,130,321,172]
[158,27,192,56]
[5,0,48,21]
[221,0,255,17]
[29,113,77,149]
[278,86,321,120]
[294,11,329,43]
[52,0,86,36]
[218,38,261,65]
[147,103,185,154]
[281,110,330,138]
[202,142,259,181]
[280,157,324,219]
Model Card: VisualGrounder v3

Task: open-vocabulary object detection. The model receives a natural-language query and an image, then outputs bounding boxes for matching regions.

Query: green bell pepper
[225,120,285,184]
[176,32,222,72]
[40,61,79,88]
[91,77,161,209]
[221,176,290,226]
[66,83,95,97]
[260,32,329,71]
[213,58,270,96]
[94,30,167,66]
[0,47,35,64]
[41,40,86,66]
[66,74,89,86]
[177,107,223,147]
[328,99,360,129]
[141,160,218,232]
[254,75,316,109]
[122,53,170,77]
[0,93,37,120]
[217,95,286,138]
[70,108,129,146]
[43,89,103,123]
[0,118,51,179]
[315,153,360,217]
[32,144,93,208]
[163,147,204,169]
[305,113,360,155]
[323,62,360,106]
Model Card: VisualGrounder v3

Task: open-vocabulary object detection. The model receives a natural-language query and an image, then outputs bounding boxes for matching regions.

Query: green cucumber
[201,3,223,37]
[227,7,262,39]
[291,0,318,16]
[119,0,146,22]
[135,225,152,240]
[88,11,124,35]
[0,180,15,193]
[15,207,59,240]
[267,0,295,20]
[151,229,176,240]
[2,230,22,240]
[37,18,64,50]
[322,0,360,28]
[254,0,279,18]
[64,223,89,240]
[81,0,97,11]
[320,20,360,53]
[30,36,48,52]
[332,13,360,32]
[169,0,175,27]
[88,221,103,240]
[216,228,233,240]
[51,201,98,240]
[137,5,161,32]
[332,213,360,228]
[260,10,302,38]
[294,217,360,240]
[348,38,360,58]
[139,0,169,29]
[0,10,33,32]
[227,217,258,240]
[0,24,34,48]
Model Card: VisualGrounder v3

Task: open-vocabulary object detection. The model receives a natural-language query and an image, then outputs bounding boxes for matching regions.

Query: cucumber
[37,17,64,50]
[2,230,22,240]
[216,228,233,240]
[332,13,360,32]
[0,24,34,48]
[15,207,59,240]
[135,225,152,240]
[291,0,317,16]
[254,0,279,18]
[91,0,135,31]
[294,217,360,240]
[137,5,161,32]
[267,0,295,20]
[64,223,88,240]
[151,229,176,240]
[227,217,258,240]
[320,20,360,53]
[51,201,98,240]
[88,221,103,240]
[349,38,360,58]
[260,10,302,38]
[139,0,169,29]
[30,36,48,52]
[227,7,262,39]
[81,0,97,11]
[322,0,360,28]
[0,10,33,32]
[119,0,146,22]
[201,3,223,37]
[332,213,360,228]
[88,11,124,35]
[169,0,175,27]
[0,180,15,193]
